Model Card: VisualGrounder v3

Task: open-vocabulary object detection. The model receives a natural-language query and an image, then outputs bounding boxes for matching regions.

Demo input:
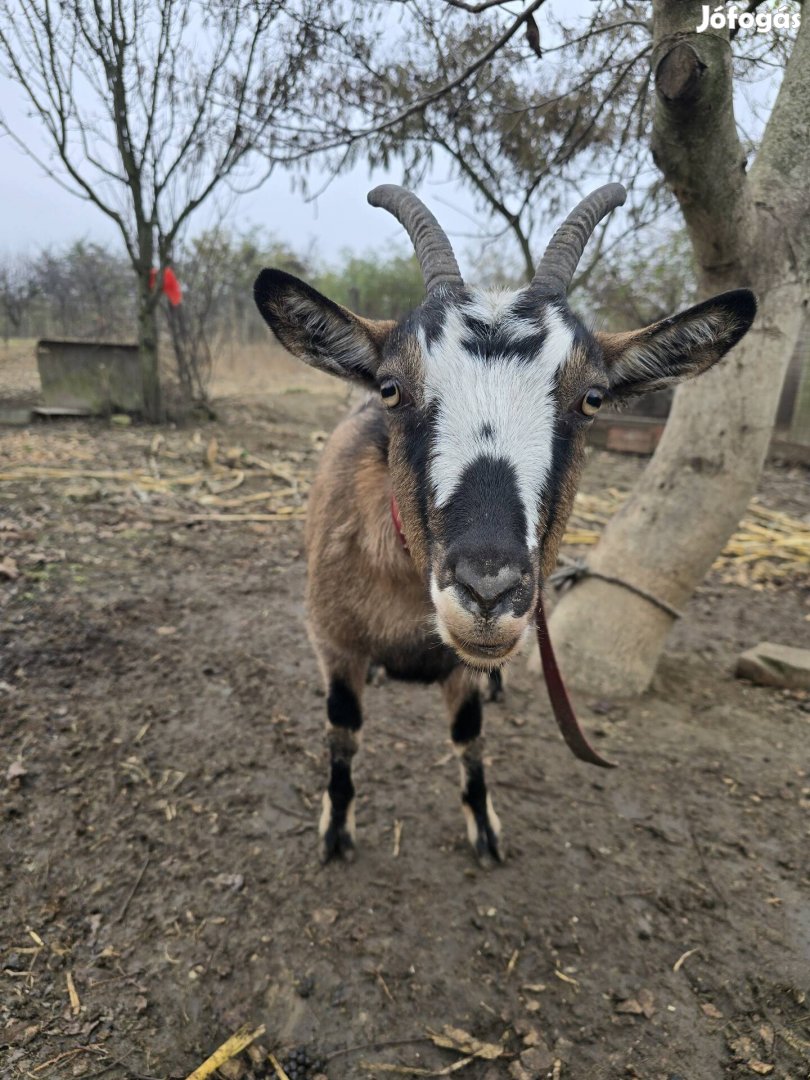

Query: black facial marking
[327,678,363,732]
[441,455,528,562]
[404,291,452,350]
[399,404,436,540]
[459,310,548,364]
[538,417,577,565]
[480,422,494,440]
[451,693,483,745]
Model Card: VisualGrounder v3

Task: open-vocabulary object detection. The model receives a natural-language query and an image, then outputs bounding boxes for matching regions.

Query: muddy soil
[2,387,809,1080]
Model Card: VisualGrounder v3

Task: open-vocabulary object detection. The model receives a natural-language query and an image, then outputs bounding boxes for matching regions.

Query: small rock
[736,642,810,691]
[312,908,338,927]
[520,1042,554,1072]
[211,873,244,891]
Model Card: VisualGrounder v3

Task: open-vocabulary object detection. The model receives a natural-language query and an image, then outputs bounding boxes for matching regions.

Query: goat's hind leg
[315,647,368,863]
[442,667,503,866]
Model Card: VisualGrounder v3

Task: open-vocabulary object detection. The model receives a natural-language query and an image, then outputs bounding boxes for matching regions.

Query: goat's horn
[368,185,463,294]
[532,183,627,295]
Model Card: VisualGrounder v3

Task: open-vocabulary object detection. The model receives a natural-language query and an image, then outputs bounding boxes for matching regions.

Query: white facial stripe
[421,290,574,547]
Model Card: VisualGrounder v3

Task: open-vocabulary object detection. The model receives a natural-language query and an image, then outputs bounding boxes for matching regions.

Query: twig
[268,1052,292,1080]
[267,799,313,823]
[376,970,397,1005]
[673,947,700,972]
[31,1047,106,1073]
[66,969,81,1014]
[185,1025,267,1080]
[115,854,151,924]
[326,1037,434,1062]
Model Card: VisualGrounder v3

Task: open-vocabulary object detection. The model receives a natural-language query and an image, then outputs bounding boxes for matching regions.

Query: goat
[254,184,756,865]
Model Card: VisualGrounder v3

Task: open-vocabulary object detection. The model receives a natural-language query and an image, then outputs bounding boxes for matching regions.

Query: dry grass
[209,340,339,400]
[0,336,344,405]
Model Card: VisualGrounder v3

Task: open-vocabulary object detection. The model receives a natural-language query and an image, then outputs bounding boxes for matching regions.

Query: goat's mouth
[446,631,522,669]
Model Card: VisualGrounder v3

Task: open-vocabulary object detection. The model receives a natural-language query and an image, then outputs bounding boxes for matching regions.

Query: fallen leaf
[638,988,655,1018]
[429,1026,502,1062]
[701,1003,723,1019]
[615,999,644,1016]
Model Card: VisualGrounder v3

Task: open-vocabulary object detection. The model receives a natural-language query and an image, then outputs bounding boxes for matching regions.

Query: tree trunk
[549,1,810,697]
[136,268,161,422]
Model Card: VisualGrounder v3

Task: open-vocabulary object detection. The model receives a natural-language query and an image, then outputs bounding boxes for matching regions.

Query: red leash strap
[535,592,616,769]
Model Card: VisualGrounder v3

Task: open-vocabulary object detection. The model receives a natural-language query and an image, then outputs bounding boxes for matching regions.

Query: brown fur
[305,401,431,673]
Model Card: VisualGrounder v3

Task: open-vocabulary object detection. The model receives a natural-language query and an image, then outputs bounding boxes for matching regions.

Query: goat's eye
[579,388,604,417]
[380,379,402,408]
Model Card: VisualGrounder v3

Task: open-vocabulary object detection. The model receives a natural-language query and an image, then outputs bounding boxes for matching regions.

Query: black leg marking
[452,693,482,744]
[320,676,364,863]
[328,677,362,731]
[443,678,503,866]
[462,760,501,864]
[487,668,505,703]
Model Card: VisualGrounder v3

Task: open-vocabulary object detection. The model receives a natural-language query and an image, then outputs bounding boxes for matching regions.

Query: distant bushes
[0,231,424,346]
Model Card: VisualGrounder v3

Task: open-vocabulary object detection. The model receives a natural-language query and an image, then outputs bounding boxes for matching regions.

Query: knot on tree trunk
[655,42,707,104]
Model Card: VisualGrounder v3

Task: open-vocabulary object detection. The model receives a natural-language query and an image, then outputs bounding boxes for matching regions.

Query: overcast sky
[0,100,455,264]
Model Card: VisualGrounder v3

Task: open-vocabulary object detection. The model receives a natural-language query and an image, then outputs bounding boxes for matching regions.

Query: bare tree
[550,0,809,694]
[0,0,338,419]
[0,256,38,343]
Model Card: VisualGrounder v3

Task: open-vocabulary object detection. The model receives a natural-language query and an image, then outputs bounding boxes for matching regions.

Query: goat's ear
[596,289,757,400]
[254,268,394,384]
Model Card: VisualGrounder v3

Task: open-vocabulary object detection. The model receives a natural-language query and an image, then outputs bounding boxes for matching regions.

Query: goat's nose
[454,558,523,615]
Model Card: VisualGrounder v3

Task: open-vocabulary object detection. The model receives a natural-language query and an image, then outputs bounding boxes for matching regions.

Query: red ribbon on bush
[149,266,183,307]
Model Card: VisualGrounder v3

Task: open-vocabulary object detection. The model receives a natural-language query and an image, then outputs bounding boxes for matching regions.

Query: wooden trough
[35,339,143,415]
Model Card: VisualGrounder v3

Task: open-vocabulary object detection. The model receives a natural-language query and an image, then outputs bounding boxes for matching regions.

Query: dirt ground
[2,352,810,1080]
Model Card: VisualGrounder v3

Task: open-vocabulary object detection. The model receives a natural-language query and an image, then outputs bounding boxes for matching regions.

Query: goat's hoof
[319,792,356,863]
[463,796,503,866]
[474,827,504,868]
[319,825,356,864]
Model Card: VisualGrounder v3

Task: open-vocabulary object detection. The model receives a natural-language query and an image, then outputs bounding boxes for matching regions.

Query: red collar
[390,494,409,552]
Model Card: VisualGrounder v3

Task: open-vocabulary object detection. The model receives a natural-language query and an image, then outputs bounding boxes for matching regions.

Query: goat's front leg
[316,649,368,863]
[441,667,503,866]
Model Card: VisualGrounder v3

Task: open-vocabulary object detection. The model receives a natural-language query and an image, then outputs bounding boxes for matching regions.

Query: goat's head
[254,185,756,669]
